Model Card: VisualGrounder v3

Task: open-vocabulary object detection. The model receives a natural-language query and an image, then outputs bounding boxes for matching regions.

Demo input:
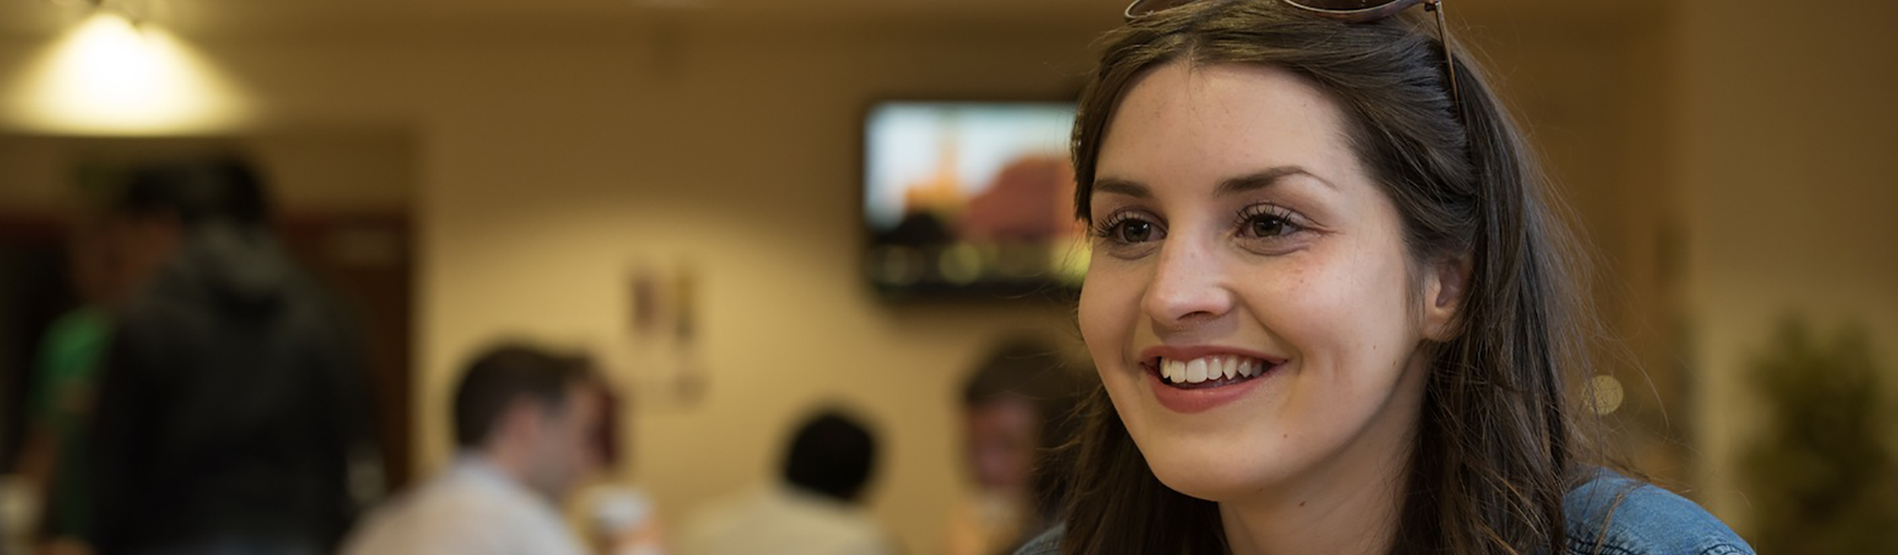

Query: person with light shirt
[343,343,650,555]
[679,409,896,555]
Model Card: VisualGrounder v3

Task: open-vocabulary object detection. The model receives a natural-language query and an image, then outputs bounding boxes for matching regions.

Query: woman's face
[1079,62,1463,503]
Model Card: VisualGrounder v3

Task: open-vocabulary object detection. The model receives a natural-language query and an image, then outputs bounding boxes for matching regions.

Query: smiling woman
[1025,1,1755,555]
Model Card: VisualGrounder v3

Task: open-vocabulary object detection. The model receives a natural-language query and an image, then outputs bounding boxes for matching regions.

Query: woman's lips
[1134,347,1285,413]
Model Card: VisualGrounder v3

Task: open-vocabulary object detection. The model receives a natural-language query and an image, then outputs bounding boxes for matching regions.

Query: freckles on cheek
[1278,250,1409,378]
[1079,273,1139,365]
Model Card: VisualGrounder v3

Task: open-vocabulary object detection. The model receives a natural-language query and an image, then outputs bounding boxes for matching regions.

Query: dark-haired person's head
[1061,2,1600,554]
[961,337,1066,493]
[97,157,276,298]
[960,336,1086,530]
[109,157,273,230]
[961,336,1070,409]
[781,410,878,503]
[453,343,609,501]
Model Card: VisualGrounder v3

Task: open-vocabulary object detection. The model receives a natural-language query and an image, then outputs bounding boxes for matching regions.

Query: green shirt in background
[29,307,110,538]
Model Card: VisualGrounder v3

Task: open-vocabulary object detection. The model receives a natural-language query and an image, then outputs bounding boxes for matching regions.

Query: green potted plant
[1739,318,1897,554]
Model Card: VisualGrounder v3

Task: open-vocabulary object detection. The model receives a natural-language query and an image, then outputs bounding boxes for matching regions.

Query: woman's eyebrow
[1093,166,1332,199]
[1092,177,1151,198]
[1214,166,1330,196]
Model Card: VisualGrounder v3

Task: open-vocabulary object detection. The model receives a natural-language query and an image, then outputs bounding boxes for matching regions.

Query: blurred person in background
[81,158,379,555]
[679,408,895,555]
[342,342,644,555]
[15,212,126,555]
[944,337,1083,555]
[15,165,204,555]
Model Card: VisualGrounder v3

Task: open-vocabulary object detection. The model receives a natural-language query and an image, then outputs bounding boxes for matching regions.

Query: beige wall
[1676,0,1898,535]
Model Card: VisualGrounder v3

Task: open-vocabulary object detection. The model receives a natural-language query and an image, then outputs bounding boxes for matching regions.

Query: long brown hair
[1059,1,1598,554]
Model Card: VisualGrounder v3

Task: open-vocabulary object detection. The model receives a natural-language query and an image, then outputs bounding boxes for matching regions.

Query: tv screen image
[863,101,1086,298]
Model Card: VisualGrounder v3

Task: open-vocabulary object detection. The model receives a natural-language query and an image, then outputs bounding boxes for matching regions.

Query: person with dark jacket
[84,158,377,555]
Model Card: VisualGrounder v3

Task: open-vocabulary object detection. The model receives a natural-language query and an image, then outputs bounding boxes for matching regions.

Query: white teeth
[1159,355,1271,384]
[1186,358,1208,383]
[1164,359,1187,383]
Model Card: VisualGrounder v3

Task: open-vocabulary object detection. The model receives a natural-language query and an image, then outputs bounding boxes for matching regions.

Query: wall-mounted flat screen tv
[863,101,1085,299]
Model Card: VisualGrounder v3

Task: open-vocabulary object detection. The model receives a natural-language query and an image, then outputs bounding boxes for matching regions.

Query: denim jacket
[1014,469,1754,555]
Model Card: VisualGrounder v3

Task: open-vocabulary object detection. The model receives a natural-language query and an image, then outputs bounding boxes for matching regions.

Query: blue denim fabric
[1564,469,1756,555]
[1014,469,1755,555]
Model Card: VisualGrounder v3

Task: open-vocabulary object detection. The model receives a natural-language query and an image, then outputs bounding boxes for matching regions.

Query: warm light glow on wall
[4,12,247,135]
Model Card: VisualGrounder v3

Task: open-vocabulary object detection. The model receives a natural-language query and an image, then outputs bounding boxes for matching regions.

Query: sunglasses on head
[1123,0,1460,105]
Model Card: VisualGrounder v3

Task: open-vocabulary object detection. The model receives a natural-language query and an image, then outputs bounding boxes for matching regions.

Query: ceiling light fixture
[3,0,248,134]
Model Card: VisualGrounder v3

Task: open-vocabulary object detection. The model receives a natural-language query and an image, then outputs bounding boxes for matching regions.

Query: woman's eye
[1116,220,1157,243]
[1095,214,1163,245]
[1244,214,1293,238]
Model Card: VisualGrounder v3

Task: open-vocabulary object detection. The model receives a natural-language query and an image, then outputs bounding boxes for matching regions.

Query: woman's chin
[1143,447,1287,503]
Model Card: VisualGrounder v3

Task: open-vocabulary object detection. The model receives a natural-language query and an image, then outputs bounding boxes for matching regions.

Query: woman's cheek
[1080,261,1144,347]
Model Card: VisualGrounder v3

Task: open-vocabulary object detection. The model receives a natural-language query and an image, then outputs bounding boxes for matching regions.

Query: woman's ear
[1422,254,1473,342]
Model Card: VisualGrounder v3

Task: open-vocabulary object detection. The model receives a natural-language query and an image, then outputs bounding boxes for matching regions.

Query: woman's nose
[1141,239,1234,330]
